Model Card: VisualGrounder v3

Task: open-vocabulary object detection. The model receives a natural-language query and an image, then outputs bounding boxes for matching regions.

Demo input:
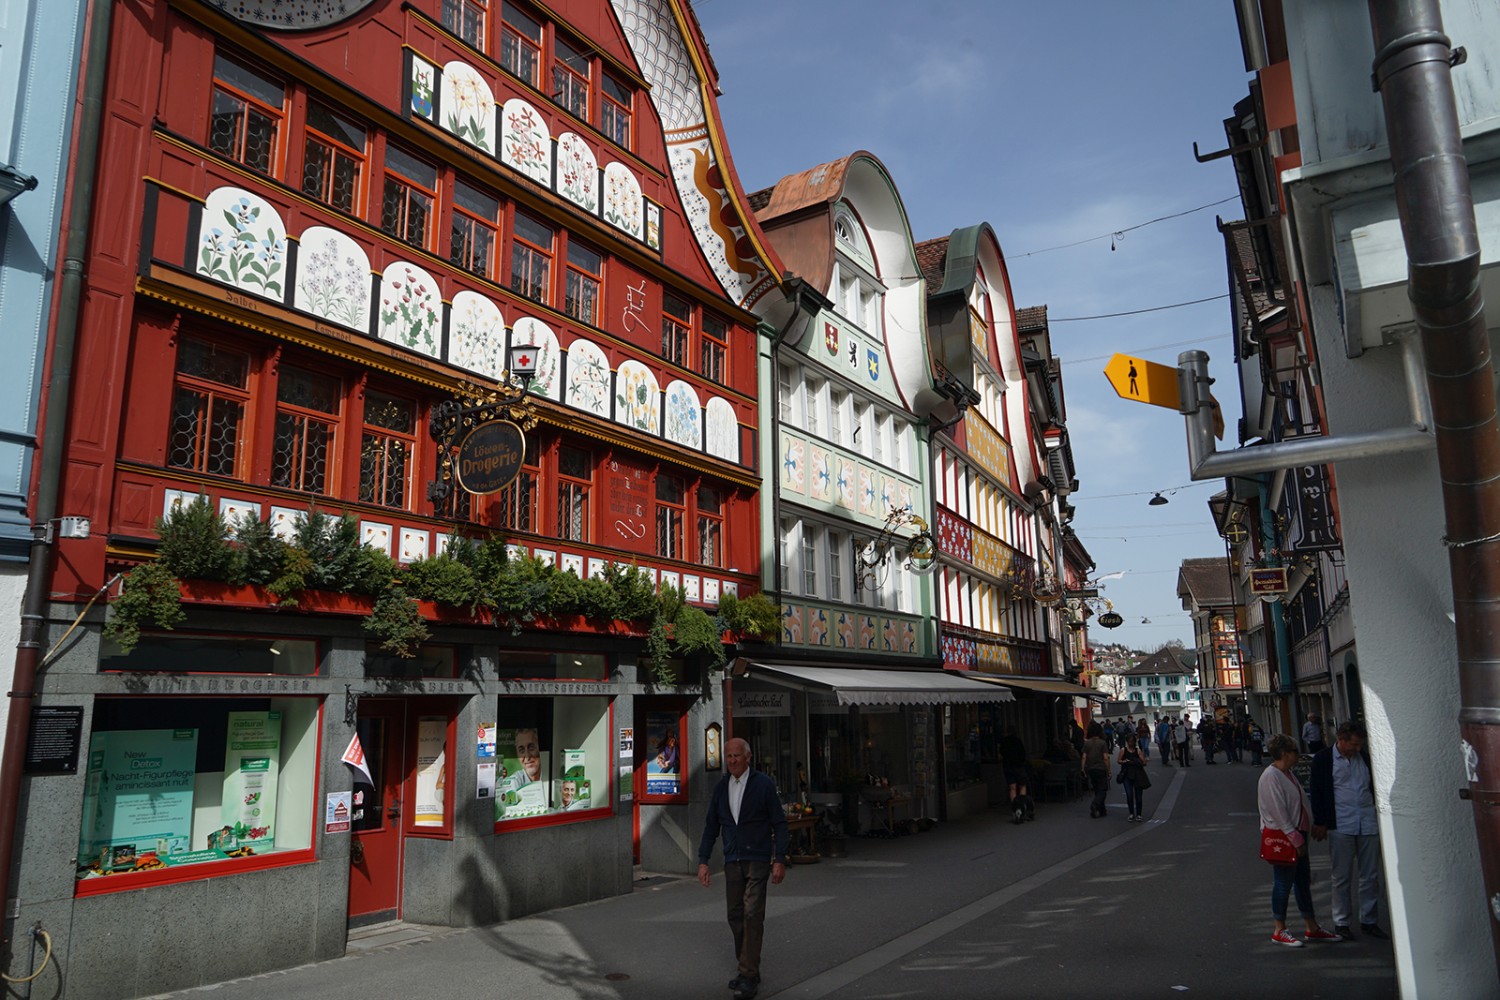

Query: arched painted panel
[663,379,702,449]
[602,162,643,239]
[442,62,497,155]
[614,359,660,433]
[556,133,599,214]
[565,339,610,416]
[500,99,552,187]
[704,397,739,462]
[449,291,505,379]
[377,262,442,358]
[294,226,370,331]
[510,316,561,400]
[197,187,288,301]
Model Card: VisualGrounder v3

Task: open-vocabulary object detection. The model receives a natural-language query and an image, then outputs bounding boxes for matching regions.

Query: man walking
[1155,716,1173,765]
[698,738,789,999]
[1310,721,1388,941]
[1176,715,1192,766]
[1303,712,1326,754]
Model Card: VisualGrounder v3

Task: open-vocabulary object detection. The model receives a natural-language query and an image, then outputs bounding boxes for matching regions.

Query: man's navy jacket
[1309,745,1374,831]
[698,769,789,866]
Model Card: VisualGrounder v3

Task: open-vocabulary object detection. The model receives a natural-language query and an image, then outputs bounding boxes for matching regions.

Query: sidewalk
[147,760,1396,1000]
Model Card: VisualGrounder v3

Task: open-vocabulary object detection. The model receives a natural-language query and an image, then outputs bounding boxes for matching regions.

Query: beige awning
[747,663,1015,706]
[967,673,1106,699]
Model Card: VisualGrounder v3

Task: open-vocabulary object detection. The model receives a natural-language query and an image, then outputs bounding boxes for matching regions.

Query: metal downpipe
[1368,0,1500,977]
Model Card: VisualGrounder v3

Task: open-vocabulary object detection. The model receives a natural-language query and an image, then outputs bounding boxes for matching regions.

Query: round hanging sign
[1098,611,1124,629]
[455,420,526,495]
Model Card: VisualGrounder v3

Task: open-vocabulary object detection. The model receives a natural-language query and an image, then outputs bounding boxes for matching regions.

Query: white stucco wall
[0,565,27,772]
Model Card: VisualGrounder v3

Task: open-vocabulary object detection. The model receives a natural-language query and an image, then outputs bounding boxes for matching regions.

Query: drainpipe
[0,0,113,949]
[1367,0,1500,974]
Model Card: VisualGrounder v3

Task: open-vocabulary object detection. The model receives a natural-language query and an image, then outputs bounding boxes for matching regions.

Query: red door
[348,699,407,926]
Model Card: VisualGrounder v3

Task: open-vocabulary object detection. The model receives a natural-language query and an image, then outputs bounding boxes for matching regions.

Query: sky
[692,0,1251,651]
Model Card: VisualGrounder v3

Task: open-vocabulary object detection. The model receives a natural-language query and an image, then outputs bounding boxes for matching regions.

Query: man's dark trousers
[725,860,771,980]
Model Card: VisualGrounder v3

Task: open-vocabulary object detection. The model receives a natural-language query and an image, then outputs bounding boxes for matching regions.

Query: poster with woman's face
[645,712,680,795]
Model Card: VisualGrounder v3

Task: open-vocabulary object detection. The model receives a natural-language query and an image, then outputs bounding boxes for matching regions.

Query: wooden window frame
[555,444,592,542]
[662,294,690,367]
[358,389,418,511]
[696,485,724,569]
[209,53,285,176]
[441,0,487,49]
[655,473,685,561]
[699,312,728,384]
[510,211,554,305]
[551,34,590,121]
[563,238,602,327]
[495,462,540,532]
[380,146,438,250]
[271,364,342,497]
[301,101,366,216]
[167,337,252,479]
[599,71,632,148]
[499,1,543,89]
[451,179,501,279]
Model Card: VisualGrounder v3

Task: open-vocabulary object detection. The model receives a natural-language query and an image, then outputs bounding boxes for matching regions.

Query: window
[359,390,416,509]
[510,212,553,304]
[301,102,365,214]
[801,523,819,597]
[696,486,724,568]
[564,240,602,326]
[496,462,539,532]
[499,2,542,87]
[168,339,250,477]
[556,445,591,541]
[655,475,685,559]
[662,294,690,366]
[700,312,727,383]
[451,180,500,277]
[551,36,590,119]
[600,72,632,147]
[442,0,486,47]
[494,694,610,823]
[272,366,341,495]
[804,375,822,436]
[76,696,318,885]
[209,54,284,175]
[381,146,437,249]
[829,388,846,444]
[827,528,844,601]
[778,519,793,592]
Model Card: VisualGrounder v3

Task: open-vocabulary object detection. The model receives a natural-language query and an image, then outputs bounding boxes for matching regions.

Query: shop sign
[644,711,681,796]
[733,690,791,718]
[1098,611,1124,629]
[24,705,84,774]
[455,420,525,495]
[1249,566,1289,596]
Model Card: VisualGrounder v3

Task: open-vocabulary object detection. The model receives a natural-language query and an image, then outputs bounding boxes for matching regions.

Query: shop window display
[76,697,318,883]
[495,694,609,823]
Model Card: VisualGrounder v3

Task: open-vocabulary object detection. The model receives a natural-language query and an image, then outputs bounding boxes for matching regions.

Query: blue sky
[693,0,1251,650]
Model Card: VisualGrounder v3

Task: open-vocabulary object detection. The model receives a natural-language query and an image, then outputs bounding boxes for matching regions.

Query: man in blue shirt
[698,737,789,1000]
[1310,720,1388,940]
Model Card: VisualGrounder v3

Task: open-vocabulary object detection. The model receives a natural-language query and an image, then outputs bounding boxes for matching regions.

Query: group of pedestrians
[1079,721,1152,821]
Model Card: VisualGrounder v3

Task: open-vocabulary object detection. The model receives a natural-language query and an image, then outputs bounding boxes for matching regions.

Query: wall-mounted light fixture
[0,163,38,208]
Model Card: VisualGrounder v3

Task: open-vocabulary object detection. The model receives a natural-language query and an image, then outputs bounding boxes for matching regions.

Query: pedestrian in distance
[1310,720,1388,941]
[1302,713,1326,755]
[1258,733,1342,947]
[1082,722,1111,818]
[1155,716,1173,765]
[1117,733,1150,821]
[1248,719,1265,766]
[1102,719,1116,751]
[999,727,1034,824]
[1223,720,1240,763]
[1200,717,1217,764]
[1136,718,1151,760]
[1177,715,1193,767]
[698,738,789,1000]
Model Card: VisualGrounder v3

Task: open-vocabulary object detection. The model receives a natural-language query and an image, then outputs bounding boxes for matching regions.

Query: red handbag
[1260,826,1298,865]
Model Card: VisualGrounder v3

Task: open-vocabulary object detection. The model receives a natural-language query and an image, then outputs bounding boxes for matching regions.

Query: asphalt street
[147,756,1396,1000]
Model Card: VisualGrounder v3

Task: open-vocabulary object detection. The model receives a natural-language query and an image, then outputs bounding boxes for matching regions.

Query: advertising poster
[495,726,548,819]
[325,791,352,833]
[561,749,589,810]
[477,722,497,799]
[220,711,281,853]
[645,713,680,796]
[414,717,447,826]
[77,728,199,876]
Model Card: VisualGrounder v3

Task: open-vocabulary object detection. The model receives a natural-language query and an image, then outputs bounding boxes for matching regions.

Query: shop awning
[966,674,1107,699]
[747,663,1015,706]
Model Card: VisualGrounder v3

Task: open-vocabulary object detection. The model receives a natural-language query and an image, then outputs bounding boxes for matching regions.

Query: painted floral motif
[836,612,855,648]
[377,262,441,357]
[603,162,643,239]
[881,618,897,652]
[809,447,831,501]
[197,187,287,301]
[859,615,877,650]
[613,359,660,431]
[501,98,551,187]
[410,56,435,120]
[781,437,806,494]
[663,380,702,448]
[901,622,917,654]
[782,603,804,644]
[879,477,894,514]
[566,339,610,416]
[836,457,855,509]
[449,291,505,379]
[442,62,496,154]
[644,202,662,251]
[897,482,914,514]
[704,398,739,462]
[510,317,561,400]
[294,226,369,330]
[858,467,876,515]
[809,608,829,646]
[556,133,599,213]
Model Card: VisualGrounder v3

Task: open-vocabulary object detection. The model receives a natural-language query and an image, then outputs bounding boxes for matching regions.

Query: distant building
[1176,557,1242,717]
[1116,647,1196,716]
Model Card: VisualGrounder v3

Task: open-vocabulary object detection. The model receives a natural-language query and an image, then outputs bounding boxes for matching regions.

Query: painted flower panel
[377,262,441,357]
[603,162,643,239]
[565,338,610,416]
[781,603,804,645]
[448,291,505,378]
[781,437,806,494]
[663,380,702,448]
[501,98,551,187]
[809,608,829,646]
[809,447,831,502]
[901,621,917,653]
[857,467,876,515]
[704,397,739,462]
[836,612,855,648]
[556,132,599,213]
[510,316,562,400]
[835,456,856,509]
[198,186,288,301]
[881,618,897,652]
[294,226,370,330]
[613,359,660,431]
[441,62,496,154]
[859,615,877,650]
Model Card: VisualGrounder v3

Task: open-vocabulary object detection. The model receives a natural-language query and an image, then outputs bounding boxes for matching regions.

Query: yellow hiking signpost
[1103,353,1223,439]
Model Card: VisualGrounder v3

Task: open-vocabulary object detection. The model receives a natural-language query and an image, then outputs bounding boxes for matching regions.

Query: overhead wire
[1009,195,1240,259]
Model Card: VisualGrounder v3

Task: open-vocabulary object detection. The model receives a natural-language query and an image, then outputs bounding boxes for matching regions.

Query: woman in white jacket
[1257,733,1342,947]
